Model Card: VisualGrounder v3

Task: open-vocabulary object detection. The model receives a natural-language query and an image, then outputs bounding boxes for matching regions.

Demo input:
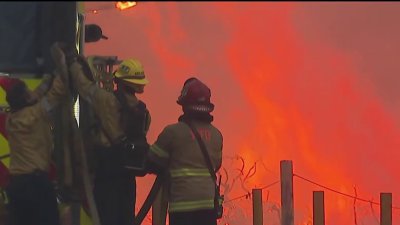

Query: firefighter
[148,77,223,225]
[1,43,69,225]
[112,59,151,164]
[95,58,151,225]
[65,51,150,225]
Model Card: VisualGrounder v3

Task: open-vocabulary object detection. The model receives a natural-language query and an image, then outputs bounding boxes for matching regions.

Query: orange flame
[85,2,400,224]
[115,1,137,11]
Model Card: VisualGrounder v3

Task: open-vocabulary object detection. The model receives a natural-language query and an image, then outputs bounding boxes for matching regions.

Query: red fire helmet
[0,77,24,94]
[177,77,214,113]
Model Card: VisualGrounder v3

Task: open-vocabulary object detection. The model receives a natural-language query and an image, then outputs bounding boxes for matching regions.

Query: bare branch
[353,186,358,225]
[238,156,245,175]
[369,197,379,224]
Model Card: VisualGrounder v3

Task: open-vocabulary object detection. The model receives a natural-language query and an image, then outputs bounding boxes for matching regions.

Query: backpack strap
[183,120,217,183]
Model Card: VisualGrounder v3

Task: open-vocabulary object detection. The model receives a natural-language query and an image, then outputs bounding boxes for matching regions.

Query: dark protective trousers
[169,209,217,225]
[6,171,60,225]
[94,147,136,225]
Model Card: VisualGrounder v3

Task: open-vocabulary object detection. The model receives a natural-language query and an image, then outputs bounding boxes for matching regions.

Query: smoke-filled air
[85,2,400,224]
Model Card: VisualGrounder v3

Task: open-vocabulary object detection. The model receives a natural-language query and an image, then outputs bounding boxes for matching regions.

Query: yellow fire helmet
[114,58,149,85]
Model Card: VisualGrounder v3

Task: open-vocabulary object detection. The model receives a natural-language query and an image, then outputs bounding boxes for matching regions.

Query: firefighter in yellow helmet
[94,58,151,225]
[148,77,223,225]
[63,52,151,225]
[114,59,149,89]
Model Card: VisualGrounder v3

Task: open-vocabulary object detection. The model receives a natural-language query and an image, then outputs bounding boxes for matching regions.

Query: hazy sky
[85,2,400,224]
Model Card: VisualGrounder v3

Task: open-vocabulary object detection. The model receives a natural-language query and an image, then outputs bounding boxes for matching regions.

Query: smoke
[85,2,400,224]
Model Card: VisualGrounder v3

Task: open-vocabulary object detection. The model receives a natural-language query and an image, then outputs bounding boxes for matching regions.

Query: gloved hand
[50,42,66,68]
[55,42,79,66]
[115,136,150,177]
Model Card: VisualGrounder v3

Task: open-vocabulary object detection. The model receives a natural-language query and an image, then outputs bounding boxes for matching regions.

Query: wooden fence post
[313,191,325,225]
[280,160,294,225]
[380,193,392,225]
[253,188,263,225]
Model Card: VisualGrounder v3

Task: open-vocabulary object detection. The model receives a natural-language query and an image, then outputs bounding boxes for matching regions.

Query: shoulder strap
[184,121,217,182]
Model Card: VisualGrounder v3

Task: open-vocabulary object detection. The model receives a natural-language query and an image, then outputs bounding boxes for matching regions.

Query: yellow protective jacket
[7,74,67,175]
[148,120,223,213]
[69,61,125,147]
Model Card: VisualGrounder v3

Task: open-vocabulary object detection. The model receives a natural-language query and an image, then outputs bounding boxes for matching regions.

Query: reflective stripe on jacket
[148,121,223,213]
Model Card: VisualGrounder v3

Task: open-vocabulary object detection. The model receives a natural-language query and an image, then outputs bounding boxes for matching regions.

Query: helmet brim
[182,103,214,113]
[119,78,149,85]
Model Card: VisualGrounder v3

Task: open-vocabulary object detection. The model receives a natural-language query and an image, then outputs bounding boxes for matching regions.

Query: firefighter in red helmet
[148,77,223,225]
[1,43,68,225]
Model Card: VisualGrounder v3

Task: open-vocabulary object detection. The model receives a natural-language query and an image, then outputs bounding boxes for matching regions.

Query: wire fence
[225,180,280,203]
[223,170,400,211]
[293,173,400,210]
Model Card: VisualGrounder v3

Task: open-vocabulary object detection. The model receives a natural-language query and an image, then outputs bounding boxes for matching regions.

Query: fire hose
[134,174,164,225]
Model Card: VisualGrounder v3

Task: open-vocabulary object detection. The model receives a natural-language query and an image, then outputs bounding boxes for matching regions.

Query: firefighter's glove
[50,42,66,68]
[56,43,79,67]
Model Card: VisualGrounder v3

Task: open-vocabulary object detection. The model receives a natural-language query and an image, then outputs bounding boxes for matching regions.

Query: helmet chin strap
[119,82,136,94]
